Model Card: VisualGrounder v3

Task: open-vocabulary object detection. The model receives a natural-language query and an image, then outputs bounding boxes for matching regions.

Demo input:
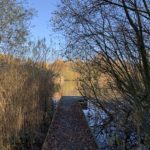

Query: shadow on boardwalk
[42,96,98,150]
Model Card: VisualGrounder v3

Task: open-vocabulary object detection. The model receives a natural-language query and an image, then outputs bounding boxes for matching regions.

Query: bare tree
[53,0,150,148]
[0,0,33,57]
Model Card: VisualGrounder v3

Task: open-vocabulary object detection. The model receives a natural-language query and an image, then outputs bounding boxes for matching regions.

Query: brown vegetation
[0,55,55,149]
[52,59,79,82]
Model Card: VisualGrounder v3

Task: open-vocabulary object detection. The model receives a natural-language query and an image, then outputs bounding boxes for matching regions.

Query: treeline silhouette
[53,0,150,148]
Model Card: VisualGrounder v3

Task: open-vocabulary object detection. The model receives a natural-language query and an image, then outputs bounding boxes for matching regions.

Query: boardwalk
[42,96,98,150]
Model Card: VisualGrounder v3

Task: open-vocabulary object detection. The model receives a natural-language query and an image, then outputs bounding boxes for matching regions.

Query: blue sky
[27,0,63,61]
[27,0,60,42]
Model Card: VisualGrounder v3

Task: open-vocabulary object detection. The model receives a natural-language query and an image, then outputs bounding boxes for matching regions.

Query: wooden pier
[42,96,98,150]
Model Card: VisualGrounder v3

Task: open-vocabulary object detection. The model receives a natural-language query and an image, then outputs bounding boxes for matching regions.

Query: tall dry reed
[0,55,55,149]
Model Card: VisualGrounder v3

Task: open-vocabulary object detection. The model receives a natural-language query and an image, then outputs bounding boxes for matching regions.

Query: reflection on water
[60,81,80,96]
[52,81,80,101]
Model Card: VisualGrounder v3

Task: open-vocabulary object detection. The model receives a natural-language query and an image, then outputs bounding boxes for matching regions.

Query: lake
[52,81,80,102]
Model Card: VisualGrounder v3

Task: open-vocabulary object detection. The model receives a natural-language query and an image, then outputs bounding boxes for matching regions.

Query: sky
[27,0,59,40]
[26,0,63,61]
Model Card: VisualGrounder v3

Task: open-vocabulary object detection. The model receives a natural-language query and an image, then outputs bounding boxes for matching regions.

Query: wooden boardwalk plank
[42,96,98,150]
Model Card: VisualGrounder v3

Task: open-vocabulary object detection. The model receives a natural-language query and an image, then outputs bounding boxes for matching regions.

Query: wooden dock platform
[42,96,98,150]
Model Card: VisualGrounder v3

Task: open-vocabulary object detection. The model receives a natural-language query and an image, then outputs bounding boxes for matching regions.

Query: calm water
[52,81,80,101]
